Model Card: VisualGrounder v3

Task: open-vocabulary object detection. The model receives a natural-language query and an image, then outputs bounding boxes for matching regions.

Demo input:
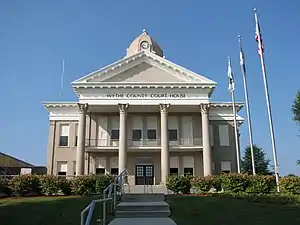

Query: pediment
[72,51,217,85]
[92,62,186,83]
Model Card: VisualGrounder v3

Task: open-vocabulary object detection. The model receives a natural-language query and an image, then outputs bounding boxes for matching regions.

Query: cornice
[210,102,244,112]
[72,83,216,90]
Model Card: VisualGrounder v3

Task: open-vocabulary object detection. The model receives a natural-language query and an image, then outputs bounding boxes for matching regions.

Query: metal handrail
[81,169,128,225]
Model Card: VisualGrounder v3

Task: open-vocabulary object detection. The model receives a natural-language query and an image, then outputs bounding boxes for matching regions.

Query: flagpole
[231,87,241,173]
[238,35,256,175]
[228,57,241,173]
[254,8,280,192]
[60,59,65,98]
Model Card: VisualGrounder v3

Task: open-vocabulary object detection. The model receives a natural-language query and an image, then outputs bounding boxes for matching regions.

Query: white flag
[228,57,235,92]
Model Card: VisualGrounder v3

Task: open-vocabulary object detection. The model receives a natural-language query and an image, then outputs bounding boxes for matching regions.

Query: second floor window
[59,124,69,146]
[111,129,119,140]
[132,129,142,141]
[75,136,78,146]
[147,129,156,140]
[168,129,178,141]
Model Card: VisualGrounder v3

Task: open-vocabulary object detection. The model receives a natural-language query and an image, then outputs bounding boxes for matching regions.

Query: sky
[0,0,299,176]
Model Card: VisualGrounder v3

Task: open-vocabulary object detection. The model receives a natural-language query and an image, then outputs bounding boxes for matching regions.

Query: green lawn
[167,195,300,225]
[0,195,111,225]
[1,195,300,225]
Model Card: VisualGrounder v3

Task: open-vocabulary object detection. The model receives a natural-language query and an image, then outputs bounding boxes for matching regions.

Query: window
[147,129,156,140]
[111,168,118,175]
[170,168,178,175]
[221,161,231,174]
[184,168,194,176]
[58,171,66,176]
[59,125,69,146]
[57,161,67,176]
[111,130,119,140]
[73,161,76,176]
[132,129,142,141]
[168,129,178,141]
[96,168,105,175]
[219,125,230,146]
[75,125,78,146]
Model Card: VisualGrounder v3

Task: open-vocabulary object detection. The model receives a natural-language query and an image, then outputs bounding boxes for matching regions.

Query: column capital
[118,103,129,114]
[159,104,170,114]
[200,103,210,114]
[77,103,88,113]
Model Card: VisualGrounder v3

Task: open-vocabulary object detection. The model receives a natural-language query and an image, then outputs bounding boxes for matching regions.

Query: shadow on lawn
[167,195,300,225]
[0,196,109,225]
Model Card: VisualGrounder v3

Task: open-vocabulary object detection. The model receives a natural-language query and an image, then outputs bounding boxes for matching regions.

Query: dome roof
[126,29,164,57]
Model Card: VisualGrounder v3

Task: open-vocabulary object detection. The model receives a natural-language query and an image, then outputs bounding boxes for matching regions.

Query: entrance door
[135,164,154,185]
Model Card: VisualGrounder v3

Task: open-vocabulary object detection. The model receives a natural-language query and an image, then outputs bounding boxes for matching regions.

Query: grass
[2,194,300,225]
[167,195,300,225]
[0,195,112,225]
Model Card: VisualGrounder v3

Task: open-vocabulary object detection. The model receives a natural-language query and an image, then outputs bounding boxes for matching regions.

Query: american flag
[255,14,264,57]
[228,57,235,93]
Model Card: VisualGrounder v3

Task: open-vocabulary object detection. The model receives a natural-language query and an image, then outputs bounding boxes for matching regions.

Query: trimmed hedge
[166,175,192,194]
[0,174,114,197]
[280,176,300,194]
[167,174,300,195]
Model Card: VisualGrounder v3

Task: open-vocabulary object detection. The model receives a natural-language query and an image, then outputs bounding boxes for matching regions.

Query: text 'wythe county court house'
[43,30,244,185]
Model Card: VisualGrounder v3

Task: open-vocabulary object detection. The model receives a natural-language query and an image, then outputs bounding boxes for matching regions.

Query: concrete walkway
[108,190,177,225]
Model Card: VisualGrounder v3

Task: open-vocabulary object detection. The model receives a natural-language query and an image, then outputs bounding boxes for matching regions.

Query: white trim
[72,51,217,85]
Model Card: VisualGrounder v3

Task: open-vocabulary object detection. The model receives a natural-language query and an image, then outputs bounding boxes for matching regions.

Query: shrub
[95,174,114,195]
[280,176,300,194]
[39,175,60,195]
[10,174,41,196]
[71,175,96,196]
[166,175,191,194]
[58,178,72,195]
[245,175,276,194]
[192,176,214,193]
[0,177,11,196]
[220,173,249,193]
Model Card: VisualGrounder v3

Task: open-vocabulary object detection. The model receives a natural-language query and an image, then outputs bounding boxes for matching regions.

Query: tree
[241,144,271,175]
[292,91,300,166]
[292,90,300,125]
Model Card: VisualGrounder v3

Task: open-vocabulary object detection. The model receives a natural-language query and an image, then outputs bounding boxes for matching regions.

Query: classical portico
[43,30,244,184]
[74,102,215,184]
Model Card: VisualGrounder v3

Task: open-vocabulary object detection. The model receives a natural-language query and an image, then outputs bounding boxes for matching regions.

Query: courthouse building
[43,30,244,185]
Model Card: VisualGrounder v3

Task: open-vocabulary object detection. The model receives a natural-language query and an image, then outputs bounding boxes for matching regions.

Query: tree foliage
[292,91,300,166]
[241,144,270,175]
[292,90,300,125]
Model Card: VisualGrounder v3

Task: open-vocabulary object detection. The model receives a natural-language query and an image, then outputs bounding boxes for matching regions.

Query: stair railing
[80,169,128,225]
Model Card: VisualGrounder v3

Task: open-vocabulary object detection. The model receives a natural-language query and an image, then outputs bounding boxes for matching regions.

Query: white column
[200,103,212,176]
[159,104,170,184]
[76,103,88,175]
[118,103,129,175]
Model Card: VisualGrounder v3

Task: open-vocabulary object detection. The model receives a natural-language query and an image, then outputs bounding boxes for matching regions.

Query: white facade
[43,30,244,185]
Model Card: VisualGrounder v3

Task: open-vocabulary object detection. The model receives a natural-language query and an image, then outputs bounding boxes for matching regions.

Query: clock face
[140,41,149,49]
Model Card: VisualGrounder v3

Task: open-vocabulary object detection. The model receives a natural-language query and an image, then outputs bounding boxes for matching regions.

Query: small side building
[0,152,46,175]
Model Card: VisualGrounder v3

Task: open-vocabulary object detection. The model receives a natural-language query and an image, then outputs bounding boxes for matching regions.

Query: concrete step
[115,210,171,218]
[122,193,165,202]
[124,185,168,194]
[108,217,177,225]
[116,201,169,212]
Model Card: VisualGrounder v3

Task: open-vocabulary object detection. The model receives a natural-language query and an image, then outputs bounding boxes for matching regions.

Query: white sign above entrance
[106,93,186,99]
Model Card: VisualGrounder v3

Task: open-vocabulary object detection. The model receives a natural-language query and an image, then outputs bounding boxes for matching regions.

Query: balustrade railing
[86,138,202,148]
